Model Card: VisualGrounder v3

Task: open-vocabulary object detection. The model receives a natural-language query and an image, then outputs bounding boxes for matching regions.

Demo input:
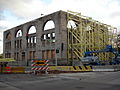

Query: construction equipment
[81,45,120,65]
[67,10,117,65]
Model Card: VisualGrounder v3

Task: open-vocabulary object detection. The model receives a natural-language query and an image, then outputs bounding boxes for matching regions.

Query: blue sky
[0,0,120,54]
[3,10,25,26]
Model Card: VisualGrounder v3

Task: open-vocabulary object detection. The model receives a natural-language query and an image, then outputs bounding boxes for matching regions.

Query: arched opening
[67,20,78,44]
[67,20,77,29]
[15,30,22,50]
[16,30,22,38]
[41,20,56,47]
[27,26,37,48]
[6,32,11,40]
[5,32,11,53]
[28,26,36,34]
[44,20,55,30]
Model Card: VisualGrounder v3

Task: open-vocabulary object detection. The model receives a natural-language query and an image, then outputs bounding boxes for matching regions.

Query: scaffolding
[67,10,117,64]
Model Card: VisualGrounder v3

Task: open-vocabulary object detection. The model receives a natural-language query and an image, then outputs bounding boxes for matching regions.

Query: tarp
[0,58,15,62]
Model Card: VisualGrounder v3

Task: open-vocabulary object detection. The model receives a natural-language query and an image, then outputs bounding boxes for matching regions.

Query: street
[0,71,120,90]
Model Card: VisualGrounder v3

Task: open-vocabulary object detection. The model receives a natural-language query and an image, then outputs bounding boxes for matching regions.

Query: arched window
[67,20,77,29]
[28,26,36,34]
[44,20,55,30]
[6,32,11,40]
[16,30,22,37]
[27,26,37,48]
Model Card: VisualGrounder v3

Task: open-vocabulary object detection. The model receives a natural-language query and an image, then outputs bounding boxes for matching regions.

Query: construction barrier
[31,60,49,74]
[1,67,7,73]
[48,66,93,72]
[0,67,25,73]
[11,67,25,73]
[0,67,12,73]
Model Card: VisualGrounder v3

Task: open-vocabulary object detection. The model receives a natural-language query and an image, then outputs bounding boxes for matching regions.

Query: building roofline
[4,10,66,32]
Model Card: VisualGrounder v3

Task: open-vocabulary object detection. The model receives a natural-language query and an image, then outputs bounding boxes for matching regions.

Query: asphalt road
[0,72,120,90]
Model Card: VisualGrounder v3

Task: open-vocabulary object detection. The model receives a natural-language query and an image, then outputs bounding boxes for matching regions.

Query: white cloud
[0,20,12,28]
[0,0,47,19]
[0,0,120,27]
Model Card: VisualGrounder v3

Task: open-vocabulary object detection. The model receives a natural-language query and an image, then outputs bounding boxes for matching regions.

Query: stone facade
[3,11,68,66]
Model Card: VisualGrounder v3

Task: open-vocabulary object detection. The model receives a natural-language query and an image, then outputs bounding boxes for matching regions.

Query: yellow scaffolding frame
[67,10,117,64]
